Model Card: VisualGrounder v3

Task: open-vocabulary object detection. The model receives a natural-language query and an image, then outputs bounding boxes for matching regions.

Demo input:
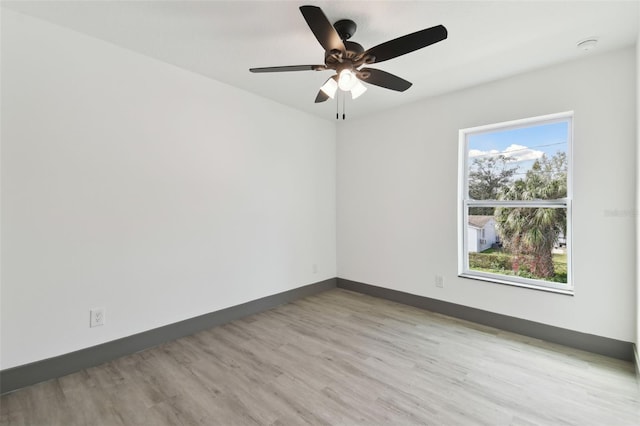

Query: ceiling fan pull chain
[336,90,339,120]
[342,92,346,120]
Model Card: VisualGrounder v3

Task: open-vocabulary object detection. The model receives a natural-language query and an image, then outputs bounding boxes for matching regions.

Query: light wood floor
[1,289,638,425]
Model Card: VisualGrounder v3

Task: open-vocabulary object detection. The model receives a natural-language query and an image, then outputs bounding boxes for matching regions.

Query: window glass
[459,113,572,293]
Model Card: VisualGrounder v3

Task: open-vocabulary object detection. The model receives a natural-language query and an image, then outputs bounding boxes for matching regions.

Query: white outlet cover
[90,308,105,327]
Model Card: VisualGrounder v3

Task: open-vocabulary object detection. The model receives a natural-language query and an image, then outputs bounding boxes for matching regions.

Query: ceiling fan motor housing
[326,19,367,67]
[333,19,357,40]
[325,34,373,72]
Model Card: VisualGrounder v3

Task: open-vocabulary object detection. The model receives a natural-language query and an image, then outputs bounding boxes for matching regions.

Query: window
[458,112,572,294]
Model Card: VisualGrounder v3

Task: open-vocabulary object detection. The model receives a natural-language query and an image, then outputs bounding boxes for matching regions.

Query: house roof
[468,215,494,229]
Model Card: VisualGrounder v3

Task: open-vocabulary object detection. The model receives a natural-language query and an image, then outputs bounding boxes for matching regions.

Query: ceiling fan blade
[250,65,326,73]
[299,5,346,53]
[358,68,412,92]
[364,25,447,64]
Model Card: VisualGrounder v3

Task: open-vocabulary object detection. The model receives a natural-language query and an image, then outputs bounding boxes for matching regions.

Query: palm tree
[495,155,567,279]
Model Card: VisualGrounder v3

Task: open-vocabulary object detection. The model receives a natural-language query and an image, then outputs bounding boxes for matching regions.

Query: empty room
[1,1,639,425]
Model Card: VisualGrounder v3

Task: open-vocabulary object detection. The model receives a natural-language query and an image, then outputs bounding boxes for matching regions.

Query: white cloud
[469,144,543,163]
[469,149,499,158]
[503,144,544,162]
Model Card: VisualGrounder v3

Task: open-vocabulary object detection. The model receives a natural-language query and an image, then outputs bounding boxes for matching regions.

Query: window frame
[457,111,573,295]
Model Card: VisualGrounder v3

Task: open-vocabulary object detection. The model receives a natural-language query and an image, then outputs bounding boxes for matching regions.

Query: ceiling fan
[250,5,447,105]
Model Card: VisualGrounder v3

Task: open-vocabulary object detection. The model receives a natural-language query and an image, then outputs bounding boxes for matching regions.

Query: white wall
[636,13,640,350]
[337,47,637,342]
[1,8,637,372]
[0,10,336,369]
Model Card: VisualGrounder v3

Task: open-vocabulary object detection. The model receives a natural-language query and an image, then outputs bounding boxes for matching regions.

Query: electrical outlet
[90,308,105,328]
[313,263,318,274]
[435,275,444,288]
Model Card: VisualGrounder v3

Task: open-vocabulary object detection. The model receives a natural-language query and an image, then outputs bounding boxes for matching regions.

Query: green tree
[495,153,567,279]
[468,155,517,215]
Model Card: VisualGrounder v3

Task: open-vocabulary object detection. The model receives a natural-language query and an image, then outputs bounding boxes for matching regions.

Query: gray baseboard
[3,277,633,395]
[337,278,634,362]
[0,278,336,395]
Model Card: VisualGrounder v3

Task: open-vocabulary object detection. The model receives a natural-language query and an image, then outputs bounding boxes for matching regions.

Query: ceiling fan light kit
[338,69,357,91]
[250,5,447,118]
[349,80,367,99]
[320,77,338,98]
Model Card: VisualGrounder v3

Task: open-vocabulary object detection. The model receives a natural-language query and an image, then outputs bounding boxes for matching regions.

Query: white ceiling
[3,1,639,120]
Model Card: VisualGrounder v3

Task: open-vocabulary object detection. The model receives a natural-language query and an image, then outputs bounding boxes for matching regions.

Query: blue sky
[468,121,568,174]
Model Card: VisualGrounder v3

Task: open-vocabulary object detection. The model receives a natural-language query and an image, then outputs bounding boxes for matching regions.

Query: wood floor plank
[1,289,638,425]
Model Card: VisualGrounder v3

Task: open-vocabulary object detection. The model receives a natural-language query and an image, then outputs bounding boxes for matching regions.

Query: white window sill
[459,273,574,296]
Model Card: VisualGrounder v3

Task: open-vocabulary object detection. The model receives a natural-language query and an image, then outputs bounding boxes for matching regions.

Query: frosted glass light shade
[338,69,357,91]
[320,77,338,98]
[350,80,367,99]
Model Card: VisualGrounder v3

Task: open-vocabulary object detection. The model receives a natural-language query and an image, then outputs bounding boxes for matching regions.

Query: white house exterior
[468,215,497,253]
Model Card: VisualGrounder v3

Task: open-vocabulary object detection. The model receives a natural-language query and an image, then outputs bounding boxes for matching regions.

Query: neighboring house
[553,231,567,254]
[468,215,497,253]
